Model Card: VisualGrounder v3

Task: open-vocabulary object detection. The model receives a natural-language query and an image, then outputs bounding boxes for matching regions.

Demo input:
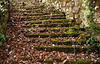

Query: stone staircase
[10,1,100,64]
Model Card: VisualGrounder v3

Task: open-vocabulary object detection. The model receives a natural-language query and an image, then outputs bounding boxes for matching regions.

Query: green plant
[24,29,28,32]
[0,1,9,45]
[76,59,85,64]
[86,0,100,52]
[0,26,9,45]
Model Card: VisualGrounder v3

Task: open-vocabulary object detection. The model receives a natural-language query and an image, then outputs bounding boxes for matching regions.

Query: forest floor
[0,1,100,64]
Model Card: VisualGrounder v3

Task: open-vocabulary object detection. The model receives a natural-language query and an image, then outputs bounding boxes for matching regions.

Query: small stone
[69,17,74,19]
[63,1,66,6]
[73,7,79,13]
[69,13,73,17]
[75,14,79,19]
[76,19,82,24]
[52,44,55,46]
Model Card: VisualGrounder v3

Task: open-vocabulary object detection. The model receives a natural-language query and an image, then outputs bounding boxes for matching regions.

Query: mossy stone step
[23,23,74,28]
[26,19,74,24]
[23,13,64,17]
[21,14,65,19]
[21,16,66,21]
[23,27,79,33]
[43,59,100,64]
[50,28,60,32]
[51,39,86,45]
[25,32,80,38]
[23,12,50,16]
[39,39,86,45]
[18,10,32,13]
[21,5,45,10]
[64,60,100,64]
[34,46,97,53]
[15,9,43,13]
[38,23,73,27]
[64,25,80,32]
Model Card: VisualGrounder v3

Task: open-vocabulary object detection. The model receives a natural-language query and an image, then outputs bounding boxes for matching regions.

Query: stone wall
[41,0,100,27]
[0,0,9,31]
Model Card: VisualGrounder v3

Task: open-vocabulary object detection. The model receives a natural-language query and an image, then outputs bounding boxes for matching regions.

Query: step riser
[23,14,64,17]
[25,20,73,24]
[34,39,86,45]
[34,46,99,53]
[21,17,66,21]
[23,23,74,28]
[25,33,80,38]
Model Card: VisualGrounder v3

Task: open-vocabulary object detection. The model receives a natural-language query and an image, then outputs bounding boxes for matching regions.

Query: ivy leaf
[6,35,9,38]
[0,42,3,46]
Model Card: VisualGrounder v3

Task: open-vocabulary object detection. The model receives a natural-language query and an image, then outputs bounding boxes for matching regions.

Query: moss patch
[62,40,72,45]
[50,33,61,38]
[62,32,80,37]
[40,39,46,43]
[50,28,60,32]
[51,39,57,44]
[34,46,89,53]
[76,40,86,45]
[25,32,80,38]
[30,21,42,24]
[39,24,58,27]
[64,25,80,32]
[44,59,53,64]
[40,29,48,32]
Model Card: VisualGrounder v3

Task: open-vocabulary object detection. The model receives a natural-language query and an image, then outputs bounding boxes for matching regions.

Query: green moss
[40,33,49,38]
[65,60,76,64]
[55,58,62,62]
[64,28,70,32]
[63,59,100,64]
[24,12,27,15]
[13,61,19,64]
[61,22,72,27]
[30,21,42,24]
[39,23,58,27]
[48,24,58,27]
[40,39,46,43]
[62,32,74,37]
[63,40,72,45]
[51,39,57,44]
[12,3,16,6]
[80,34,90,39]
[62,32,80,37]
[52,14,64,17]
[50,28,60,32]
[76,40,86,45]
[31,29,35,32]
[41,19,73,24]
[50,33,61,38]
[34,46,89,53]
[27,19,74,24]
[67,29,75,32]
[76,59,85,64]
[44,59,53,64]
[39,24,48,27]
[64,25,80,32]
[96,61,100,64]
[25,33,39,37]
[24,29,28,32]
[50,17,66,19]
[72,25,80,30]
[85,34,90,38]
[57,0,68,2]
[40,29,47,32]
